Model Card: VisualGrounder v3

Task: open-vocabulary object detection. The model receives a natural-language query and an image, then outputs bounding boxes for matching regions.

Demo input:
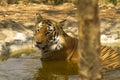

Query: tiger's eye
[36,29,40,33]
[45,31,51,35]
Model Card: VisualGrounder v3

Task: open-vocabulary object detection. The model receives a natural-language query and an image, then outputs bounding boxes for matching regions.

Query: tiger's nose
[34,41,42,47]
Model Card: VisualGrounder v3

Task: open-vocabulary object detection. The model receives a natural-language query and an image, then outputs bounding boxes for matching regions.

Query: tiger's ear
[59,19,66,29]
[35,13,43,24]
[59,19,66,25]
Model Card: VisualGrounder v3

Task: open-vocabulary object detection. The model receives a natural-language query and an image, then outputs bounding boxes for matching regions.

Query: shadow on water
[32,60,78,80]
[32,61,120,80]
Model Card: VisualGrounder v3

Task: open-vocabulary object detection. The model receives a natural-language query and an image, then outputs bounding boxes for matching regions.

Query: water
[0,57,42,80]
[0,53,120,80]
[0,53,78,80]
[103,68,120,80]
[33,61,120,80]
[32,61,78,80]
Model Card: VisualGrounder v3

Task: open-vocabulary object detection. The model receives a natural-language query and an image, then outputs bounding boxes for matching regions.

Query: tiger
[33,13,120,71]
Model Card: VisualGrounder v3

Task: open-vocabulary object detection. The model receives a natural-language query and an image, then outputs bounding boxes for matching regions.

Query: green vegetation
[107,0,117,5]
[104,0,120,6]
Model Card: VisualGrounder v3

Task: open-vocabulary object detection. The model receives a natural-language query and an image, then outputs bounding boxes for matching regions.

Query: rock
[0,20,38,60]
[0,42,10,57]
[13,32,26,42]
[0,32,6,40]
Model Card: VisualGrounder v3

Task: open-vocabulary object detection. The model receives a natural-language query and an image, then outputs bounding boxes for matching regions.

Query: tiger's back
[100,46,120,71]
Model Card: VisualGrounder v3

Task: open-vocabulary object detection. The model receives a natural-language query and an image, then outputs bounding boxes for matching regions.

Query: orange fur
[33,13,120,71]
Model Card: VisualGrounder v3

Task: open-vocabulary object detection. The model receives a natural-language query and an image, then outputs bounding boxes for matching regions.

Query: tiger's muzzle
[34,42,45,49]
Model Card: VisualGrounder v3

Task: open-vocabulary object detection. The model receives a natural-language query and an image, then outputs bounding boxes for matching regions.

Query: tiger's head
[33,13,67,53]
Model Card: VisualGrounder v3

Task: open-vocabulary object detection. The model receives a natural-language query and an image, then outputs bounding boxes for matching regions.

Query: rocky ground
[0,3,120,59]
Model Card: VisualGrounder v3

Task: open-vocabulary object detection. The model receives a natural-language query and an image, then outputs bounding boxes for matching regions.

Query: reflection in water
[0,52,120,80]
[33,61,78,80]
[32,60,120,80]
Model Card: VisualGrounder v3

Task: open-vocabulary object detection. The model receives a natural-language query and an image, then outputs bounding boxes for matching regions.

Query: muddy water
[32,61,120,80]
[103,68,120,80]
[0,53,120,80]
[0,57,42,80]
[32,61,78,80]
